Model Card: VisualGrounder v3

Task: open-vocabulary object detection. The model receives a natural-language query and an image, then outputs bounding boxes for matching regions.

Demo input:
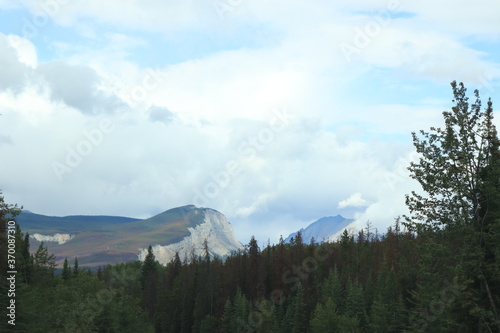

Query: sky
[0,0,499,244]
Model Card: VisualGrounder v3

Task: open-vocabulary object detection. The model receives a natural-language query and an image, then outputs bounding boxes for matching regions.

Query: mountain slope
[285,215,356,244]
[138,208,243,265]
[16,205,243,267]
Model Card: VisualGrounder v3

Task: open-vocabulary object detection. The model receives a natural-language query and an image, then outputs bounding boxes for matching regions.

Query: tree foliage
[405,81,500,330]
[405,81,498,231]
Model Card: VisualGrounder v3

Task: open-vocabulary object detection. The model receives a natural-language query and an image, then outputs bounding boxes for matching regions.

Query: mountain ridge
[15,205,244,268]
[285,214,356,244]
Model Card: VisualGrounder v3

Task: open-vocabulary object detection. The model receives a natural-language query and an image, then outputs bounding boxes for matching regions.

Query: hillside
[15,205,243,267]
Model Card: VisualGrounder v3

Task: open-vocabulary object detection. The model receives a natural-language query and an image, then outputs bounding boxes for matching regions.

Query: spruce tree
[141,245,157,289]
[73,257,79,278]
[62,258,71,281]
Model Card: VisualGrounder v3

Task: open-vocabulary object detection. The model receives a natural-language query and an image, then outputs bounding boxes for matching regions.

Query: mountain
[285,215,356,244]
[137,208,243,265]
[15,205,244,268]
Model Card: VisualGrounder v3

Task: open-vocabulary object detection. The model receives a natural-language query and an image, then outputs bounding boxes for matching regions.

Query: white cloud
[0,1,499,244]
[338,192,368,209]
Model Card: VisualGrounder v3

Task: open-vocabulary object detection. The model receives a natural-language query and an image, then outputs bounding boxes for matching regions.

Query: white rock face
[138,208,244,265]
[325,221,358,243]
[31,233,75,245]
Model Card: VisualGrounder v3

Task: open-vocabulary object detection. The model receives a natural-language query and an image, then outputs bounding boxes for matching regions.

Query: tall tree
[32,241,57,281]
[405,81,500,330]
[405,81,498,231]
[141,245,157,289]
[72,257,79,278]
[62,258,71,281]
[141,245,158,320]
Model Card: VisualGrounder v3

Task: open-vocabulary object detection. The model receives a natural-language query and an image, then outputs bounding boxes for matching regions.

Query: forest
[1,81,499,332]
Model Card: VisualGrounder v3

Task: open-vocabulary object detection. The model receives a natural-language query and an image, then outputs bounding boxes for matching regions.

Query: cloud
[1,1,499,245]
[36,60,128,115]
[338,192,368,209]
[148,105,176,125]
[0,34,31,92]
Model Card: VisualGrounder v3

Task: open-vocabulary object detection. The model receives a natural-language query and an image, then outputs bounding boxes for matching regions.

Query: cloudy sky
[0,0,499,244]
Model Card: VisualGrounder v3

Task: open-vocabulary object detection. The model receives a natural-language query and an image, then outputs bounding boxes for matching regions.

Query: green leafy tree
[405,81,498,231]
[405,81,500,330]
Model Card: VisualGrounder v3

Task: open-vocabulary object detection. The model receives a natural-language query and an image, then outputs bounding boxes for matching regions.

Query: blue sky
[0,0,499,244]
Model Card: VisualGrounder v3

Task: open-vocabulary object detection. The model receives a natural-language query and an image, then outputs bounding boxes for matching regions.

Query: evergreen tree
[32,241,57,281]
[141,245,157,289]
[405,81,500,330]
[284,283,307,333]
[247,235,260,299]
[345,279,366,329]
[73,257,80,278]
[20,232,33,284]
[141,245,158,320]
[321,268,344,310]
[62,257,71,281]
[405,81,499,231]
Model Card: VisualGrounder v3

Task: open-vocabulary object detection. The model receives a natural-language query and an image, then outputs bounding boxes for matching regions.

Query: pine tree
[141,245,158,320]
[32,241,56,281]
[320,268,344,311]
[311,298,341,333]
[20,232,33,284]
[284,282,307,333]
[62,258,71,281]
[73,257,79,278]
[141,245,157,289]
[345,279,366,328]
[247,235,260,299]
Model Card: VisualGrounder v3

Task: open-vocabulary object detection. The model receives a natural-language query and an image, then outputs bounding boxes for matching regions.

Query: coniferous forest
[1,81,500,332]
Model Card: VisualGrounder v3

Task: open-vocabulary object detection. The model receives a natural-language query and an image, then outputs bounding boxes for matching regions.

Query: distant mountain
[15,205,244,267]
[285,215,356,244]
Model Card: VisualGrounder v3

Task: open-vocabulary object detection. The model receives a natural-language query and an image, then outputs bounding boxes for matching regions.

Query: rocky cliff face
[31,233,75,245]
[138,208,244,265]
